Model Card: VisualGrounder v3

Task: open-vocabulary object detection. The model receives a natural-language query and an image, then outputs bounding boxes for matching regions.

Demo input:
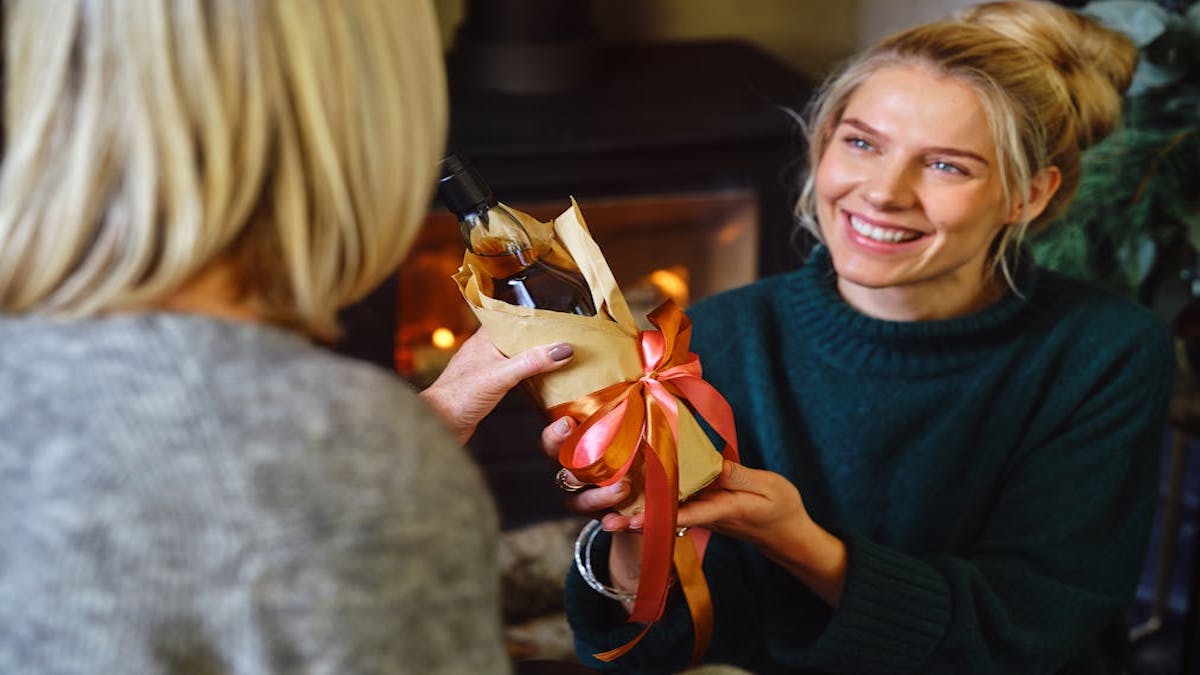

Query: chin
[828,254,904,290]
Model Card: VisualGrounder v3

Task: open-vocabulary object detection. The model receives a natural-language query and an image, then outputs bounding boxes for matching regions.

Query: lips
[846,212,923,244]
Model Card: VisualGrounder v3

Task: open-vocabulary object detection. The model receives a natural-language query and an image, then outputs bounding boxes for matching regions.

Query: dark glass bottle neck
[438,153,497,220]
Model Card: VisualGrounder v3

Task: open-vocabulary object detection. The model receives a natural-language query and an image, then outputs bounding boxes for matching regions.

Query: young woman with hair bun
[546,2,1175,672]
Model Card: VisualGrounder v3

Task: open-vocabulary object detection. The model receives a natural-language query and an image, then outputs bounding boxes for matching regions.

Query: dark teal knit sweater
[565,246,1174,674]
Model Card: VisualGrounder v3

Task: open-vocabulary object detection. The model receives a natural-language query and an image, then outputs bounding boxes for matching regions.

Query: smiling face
[815,64,1019,321]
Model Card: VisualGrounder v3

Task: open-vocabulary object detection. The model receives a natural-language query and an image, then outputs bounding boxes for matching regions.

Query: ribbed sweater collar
[792,245,1039,375]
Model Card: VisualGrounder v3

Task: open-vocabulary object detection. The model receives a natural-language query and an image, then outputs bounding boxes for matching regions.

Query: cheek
[814,154,848,203]
[940,191,1010,235]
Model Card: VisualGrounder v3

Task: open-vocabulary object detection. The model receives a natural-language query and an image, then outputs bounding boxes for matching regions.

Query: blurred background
[432,0,979,81]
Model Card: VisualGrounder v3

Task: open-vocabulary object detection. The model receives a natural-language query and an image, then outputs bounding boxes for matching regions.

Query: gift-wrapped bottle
[442,161,736,664]
[437,154,596,316]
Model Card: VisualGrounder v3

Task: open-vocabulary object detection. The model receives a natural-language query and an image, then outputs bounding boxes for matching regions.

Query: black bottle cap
[437,154,497,217]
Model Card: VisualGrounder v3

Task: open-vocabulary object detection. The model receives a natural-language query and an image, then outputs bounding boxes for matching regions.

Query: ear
[1009,166,1062,223]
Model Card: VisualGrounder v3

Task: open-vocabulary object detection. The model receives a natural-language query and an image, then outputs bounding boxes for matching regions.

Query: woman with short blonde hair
[0,0,445,339]
[0,2,570,673]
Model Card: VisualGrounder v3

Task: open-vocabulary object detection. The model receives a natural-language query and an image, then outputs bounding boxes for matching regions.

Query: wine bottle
[437,154,597,316]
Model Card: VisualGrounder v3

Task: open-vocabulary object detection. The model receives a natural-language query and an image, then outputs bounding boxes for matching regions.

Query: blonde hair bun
[960,1,1138,150]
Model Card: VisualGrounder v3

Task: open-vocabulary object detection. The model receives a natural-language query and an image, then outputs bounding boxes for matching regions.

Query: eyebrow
[840,117,990,166]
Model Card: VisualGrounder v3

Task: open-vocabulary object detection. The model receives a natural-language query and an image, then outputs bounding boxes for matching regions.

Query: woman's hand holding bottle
[420,328,574,445]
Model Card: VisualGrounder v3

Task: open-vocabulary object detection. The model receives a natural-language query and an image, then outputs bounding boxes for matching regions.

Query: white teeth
[849,215,920,243]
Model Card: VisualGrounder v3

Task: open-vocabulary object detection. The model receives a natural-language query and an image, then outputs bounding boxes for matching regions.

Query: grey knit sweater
[0,313,511,674]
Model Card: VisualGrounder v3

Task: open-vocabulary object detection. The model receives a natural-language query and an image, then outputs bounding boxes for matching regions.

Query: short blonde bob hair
[0,0,447,339]
[795,1,1136,281]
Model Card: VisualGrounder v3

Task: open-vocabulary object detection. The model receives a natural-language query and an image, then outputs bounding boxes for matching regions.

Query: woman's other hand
[420,328,573,445]
[540,416,633,524]
[542,415,641,606]
[676,461,848,607]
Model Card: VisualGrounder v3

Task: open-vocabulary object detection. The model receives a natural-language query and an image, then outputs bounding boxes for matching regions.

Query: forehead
[840,64,996,159]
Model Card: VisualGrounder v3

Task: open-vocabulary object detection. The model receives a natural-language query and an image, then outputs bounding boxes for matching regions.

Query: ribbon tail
[593,520,716,667]
[675,529,713,665]
[593,622,654,663]
[595,401,679,662]
[627,429,677,625]
[593,441,675,663]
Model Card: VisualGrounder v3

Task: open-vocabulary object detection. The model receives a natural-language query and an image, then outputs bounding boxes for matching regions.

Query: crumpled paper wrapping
[453,199,723,513]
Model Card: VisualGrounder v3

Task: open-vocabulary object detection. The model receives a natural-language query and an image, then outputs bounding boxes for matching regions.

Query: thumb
[491,342,574,391]
[717,460,761,493]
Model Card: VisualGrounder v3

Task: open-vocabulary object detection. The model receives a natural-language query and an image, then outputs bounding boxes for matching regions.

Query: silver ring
[555,467,585,493]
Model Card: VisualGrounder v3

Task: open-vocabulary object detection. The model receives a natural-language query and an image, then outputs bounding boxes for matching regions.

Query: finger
[567,479,630,513]
[554,467,587,491]
[717,460,768,495]
[601,511,635,531]
[456,327,498,355]
[449,328,508,371]
[541,417,575,458]
[675,496,732,529]
[494,342,573,391]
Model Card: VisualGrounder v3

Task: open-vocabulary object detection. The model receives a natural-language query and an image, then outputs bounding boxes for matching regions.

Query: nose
[862,158,917,211]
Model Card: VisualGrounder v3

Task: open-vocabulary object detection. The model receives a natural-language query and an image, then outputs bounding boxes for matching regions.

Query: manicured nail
[555,418,573,435]
[548,343,574,361]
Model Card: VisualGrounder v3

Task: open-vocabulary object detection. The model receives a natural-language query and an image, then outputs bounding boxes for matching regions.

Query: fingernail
[615,479,630,494]
[548,343,574,361]
[555,418,572,435]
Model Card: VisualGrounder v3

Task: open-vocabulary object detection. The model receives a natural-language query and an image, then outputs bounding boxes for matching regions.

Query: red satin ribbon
[549,300,739,664]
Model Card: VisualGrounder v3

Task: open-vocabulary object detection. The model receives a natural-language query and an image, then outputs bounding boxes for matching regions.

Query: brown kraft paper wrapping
[453,199,723,514]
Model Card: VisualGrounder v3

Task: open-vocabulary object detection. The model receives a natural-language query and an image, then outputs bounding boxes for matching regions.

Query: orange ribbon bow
[550,300,739,664]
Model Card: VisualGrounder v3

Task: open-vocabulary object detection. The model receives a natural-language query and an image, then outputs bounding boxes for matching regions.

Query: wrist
[575,521,637,605]
[608,531,642,591]
[418,387,473,445]
[575,522,680,614]
[763,519,847,608]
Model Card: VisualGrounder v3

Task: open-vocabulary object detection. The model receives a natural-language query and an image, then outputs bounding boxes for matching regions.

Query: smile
[848,214,922,243]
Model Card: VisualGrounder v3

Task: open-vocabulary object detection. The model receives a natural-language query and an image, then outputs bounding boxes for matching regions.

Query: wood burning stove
[339,2,814,527]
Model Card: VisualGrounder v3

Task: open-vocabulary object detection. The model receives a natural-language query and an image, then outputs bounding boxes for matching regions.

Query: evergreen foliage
[1032,0,1200,311]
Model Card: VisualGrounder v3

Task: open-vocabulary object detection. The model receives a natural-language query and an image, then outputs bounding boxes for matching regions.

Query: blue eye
[846,137,873,151]
[931,160,967,175]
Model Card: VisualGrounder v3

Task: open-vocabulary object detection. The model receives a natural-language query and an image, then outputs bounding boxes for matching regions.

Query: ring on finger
[555,467,586,493]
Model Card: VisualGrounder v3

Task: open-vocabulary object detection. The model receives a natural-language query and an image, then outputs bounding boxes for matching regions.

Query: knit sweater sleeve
[764,316,1173,673]
[565,528,782,672]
